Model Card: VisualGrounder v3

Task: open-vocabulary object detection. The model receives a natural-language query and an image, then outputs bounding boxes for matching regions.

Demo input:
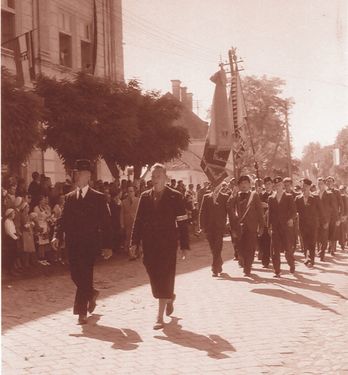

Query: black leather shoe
[273,273,281,278]
[166,294,176,316]
[88,290,100,314]
[212,273,218,277]
[78,315,87,325]
[289,266,295,274]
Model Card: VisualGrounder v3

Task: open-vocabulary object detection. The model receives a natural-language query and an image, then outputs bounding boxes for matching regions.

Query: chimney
[171,80,181,100]
[180,86,187,104]
[186,92,193,112]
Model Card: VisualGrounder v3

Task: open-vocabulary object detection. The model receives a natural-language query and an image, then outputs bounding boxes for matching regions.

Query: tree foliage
[35,73,189,178]
[1,67,44,169]
[334,126,348,182]
[239,75,296,177]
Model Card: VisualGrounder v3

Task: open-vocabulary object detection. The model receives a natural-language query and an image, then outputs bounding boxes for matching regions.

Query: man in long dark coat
[52,160,112,325]
[130,163,190,330]
[228,175,264,277]
[268,177,297,277]
[295,178,325,267]
[199,184,229,277]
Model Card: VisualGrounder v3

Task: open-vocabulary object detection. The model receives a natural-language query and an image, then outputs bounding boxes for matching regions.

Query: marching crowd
[2,170,347,280]
[199,175,348,278]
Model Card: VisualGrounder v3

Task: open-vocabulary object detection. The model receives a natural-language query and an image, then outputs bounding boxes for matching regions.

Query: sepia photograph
[1,0,348,374]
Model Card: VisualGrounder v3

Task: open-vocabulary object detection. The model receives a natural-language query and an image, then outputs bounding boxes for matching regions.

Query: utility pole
[285,102,293,179]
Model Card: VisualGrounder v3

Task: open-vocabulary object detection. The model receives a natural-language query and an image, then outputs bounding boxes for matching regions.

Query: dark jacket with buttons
[199,191,229,233]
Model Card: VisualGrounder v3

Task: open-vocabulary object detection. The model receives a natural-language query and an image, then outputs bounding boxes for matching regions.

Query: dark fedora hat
[273,176,283,184]
[73,159,92,172]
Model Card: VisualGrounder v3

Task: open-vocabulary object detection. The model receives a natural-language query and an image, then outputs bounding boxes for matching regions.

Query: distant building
[1,0,124,183]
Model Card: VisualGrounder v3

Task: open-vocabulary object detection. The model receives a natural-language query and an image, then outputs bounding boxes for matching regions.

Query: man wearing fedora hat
[52,159,112,324]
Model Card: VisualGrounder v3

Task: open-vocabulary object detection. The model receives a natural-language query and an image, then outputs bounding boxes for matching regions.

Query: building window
[81,40,92,72]
[58,12,71,33]
[1,10,15,50]
[2,0,15,9]
[59,32,72,67]
[80,22,91,41]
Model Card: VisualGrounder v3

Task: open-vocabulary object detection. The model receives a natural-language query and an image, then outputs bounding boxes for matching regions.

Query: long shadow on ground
[2,239,234,331]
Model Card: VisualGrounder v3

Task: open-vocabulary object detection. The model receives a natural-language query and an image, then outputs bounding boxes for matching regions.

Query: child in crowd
[34,195,52,265]
[21,203,37,268]
[52,194,66,264]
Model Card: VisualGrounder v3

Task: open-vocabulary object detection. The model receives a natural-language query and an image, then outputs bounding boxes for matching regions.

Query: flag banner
[230,67,248,176]
[13,30,36,86]
[201,68,233,186]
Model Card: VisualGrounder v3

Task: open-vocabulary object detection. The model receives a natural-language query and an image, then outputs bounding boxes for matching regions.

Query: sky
[122,0,348,159]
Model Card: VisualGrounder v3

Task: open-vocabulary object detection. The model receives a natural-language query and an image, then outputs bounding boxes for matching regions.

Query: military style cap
[283,177,292,183]
[301,178,312,186]
[325,176,335,182]
[273,176,283,184]
[73,159,92,172]
[238,175,251,184]
[264,176,272,183]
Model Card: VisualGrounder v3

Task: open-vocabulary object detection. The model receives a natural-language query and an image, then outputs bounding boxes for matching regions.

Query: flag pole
[229,48,260,179]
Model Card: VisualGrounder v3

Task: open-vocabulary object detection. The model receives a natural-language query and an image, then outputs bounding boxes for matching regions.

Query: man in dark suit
[130,163,189,330]
[268,177,296,277]
[316,178,334,261]
[258,176,273,268]
[52,160,112,325]
[326,176,343,255]
[228,175,264,277]
[199,183,229,277]
[338,185,348,251]
[295,178,324,267]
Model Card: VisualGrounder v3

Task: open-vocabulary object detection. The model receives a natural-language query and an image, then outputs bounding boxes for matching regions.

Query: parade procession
[1,0,348,374]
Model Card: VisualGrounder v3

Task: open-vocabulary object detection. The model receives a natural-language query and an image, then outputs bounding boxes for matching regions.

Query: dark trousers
[238,228,257,275]
[68,246,97,315]
[258,228,271,267]
[206,231,224,274]
[271,224,294,274]
[317,224,329,259]
[300,226,317,264]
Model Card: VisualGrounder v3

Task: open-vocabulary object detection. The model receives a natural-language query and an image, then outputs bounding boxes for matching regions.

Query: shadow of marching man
[154,317,236,359]
[69,314,142,350]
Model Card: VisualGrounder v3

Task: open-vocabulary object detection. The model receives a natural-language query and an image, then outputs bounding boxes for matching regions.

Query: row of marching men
[199,175,348,278]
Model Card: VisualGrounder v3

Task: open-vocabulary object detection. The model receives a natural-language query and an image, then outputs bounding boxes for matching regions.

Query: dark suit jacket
[56,187,112,251]
[228,191,264,233]
[268,192,296,227]
[316,190,336,224]
[295,193,325,230]
[199,191,229,233]
[130,186,189,252]
[328,188,343,219]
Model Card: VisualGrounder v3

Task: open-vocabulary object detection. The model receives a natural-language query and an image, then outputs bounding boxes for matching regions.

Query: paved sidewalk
[2,239,348,375]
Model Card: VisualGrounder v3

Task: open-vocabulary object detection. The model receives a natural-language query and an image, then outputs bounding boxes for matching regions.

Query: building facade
[1,0,124,183]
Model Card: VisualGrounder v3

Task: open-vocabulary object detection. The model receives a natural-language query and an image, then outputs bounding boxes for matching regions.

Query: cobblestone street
[2,239,348,375]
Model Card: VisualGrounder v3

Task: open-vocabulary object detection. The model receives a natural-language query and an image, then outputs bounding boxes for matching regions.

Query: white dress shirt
[76,185,89,199]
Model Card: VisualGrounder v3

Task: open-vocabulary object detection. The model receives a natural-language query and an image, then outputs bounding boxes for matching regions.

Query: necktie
[78,189,83,201]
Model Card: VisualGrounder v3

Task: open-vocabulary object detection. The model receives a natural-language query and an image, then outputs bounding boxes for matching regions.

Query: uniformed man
[52,160,112,325]
[268,177,296,277]
[199,182,229,277]
[228,175,264,277]
[258,176,273,268]
[130,163,189,330]
[295,178,324,267]
[325,176,343,255]
[338,185,348,250]
[283,177,300,252]
[316,178,333,261]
